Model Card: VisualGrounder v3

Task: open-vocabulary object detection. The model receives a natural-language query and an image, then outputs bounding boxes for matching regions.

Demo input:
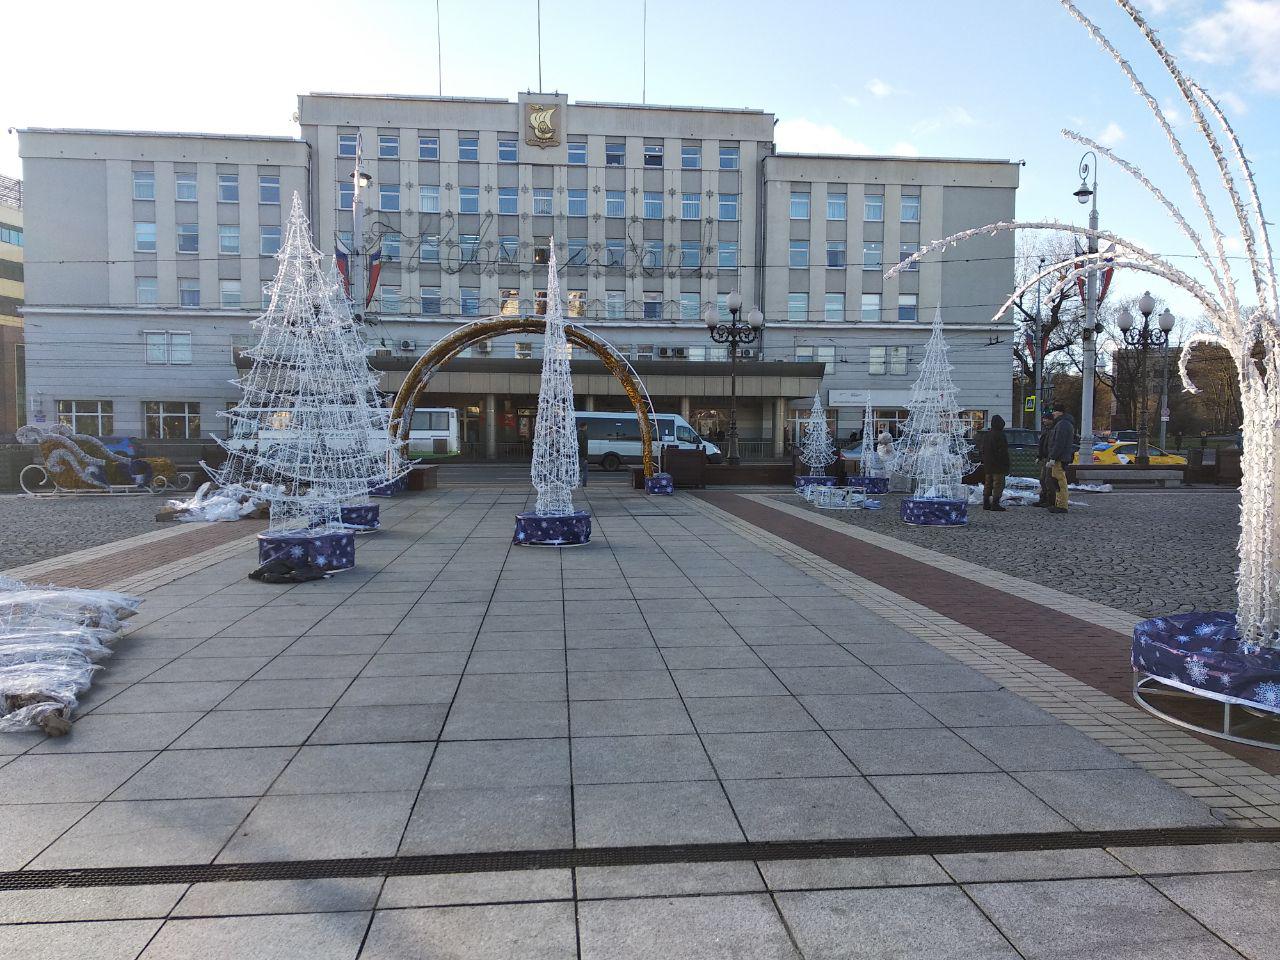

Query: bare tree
[1011,237,1086,388]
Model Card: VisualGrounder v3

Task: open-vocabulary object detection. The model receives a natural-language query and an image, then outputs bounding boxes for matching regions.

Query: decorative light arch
[389,315,659,478]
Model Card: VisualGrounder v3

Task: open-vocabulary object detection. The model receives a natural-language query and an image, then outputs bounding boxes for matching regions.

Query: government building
[17,92,1017,457]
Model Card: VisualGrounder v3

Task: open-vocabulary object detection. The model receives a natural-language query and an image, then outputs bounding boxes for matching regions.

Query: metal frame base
[1133,674,1280,752]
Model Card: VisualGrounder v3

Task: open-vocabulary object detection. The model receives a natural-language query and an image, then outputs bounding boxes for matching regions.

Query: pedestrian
[1174,430,1183,452]
[1046,402,1075,515]
[1034,412,1055,507]
[876,429,894,468]
[981,414,1010,511]
[576,420,589,487]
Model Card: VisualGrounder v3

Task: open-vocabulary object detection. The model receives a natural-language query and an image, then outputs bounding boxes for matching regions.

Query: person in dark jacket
[1034,412,1055,507]
[981,415,1011,511]
[1046,402,1076,514]
[576,421,589,486]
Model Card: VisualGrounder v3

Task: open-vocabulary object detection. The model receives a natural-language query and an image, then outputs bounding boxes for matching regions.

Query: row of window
[133,222,281,256]
[353,183,743,221]
[133,171,282,204]
[789,191,920,223]
[345,133,742,170]
[57,399,200,439]
[136,278,254,309]
[0,224,21,246]
[365,233,743,269]
[790,240,918,271]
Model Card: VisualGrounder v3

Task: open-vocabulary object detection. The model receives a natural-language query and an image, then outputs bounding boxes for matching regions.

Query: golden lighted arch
[389,315,658,477]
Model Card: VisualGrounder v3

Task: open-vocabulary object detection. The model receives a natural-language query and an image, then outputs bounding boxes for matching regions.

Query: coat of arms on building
[526,104,559,148]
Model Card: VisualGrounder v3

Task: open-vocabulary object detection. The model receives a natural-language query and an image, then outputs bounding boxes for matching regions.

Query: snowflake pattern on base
[258,530,356,574]
[645,473,675,496]
[513,510,592,547]
[901,497,968,527]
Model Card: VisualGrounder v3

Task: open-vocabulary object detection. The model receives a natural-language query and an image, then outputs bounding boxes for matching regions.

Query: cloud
[775,119,872,155]
[1183,0,1280,92]
[840,93,861,108]
[1097,121,1126,147]
[866,78,893,98]
[912,105,975,135]
[890,141,920,157]
[1162,100,1183,125]
[1218,90,1249,114]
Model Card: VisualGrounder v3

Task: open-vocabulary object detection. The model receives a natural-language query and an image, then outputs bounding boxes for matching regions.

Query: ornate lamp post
[703,291,764,466]
[1073,151,1105,465]
[1116,291,1174,467]
[1156,307,1176,450]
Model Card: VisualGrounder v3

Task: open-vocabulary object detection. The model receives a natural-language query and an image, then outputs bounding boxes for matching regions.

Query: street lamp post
[1117,291,1174,467]
[1157,307,1175,449]
[1073,152,1104,466]
[349,133,373,320]
[704,292,764,466]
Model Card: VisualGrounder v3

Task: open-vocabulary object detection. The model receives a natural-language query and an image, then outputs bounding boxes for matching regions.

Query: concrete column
[680,396,691,421]
[484,393,497,460]
[773,397,787,457]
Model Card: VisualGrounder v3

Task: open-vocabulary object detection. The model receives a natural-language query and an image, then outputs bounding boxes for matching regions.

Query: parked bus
[407,408,460,457]
[575,411,722,471]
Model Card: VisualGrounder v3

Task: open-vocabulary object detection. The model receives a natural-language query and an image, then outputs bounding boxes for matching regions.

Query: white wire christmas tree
[799,391,835,476]
[893,309,971,500]
[211,192,393,533]
[858,396,881,476]
[530,242,580,516]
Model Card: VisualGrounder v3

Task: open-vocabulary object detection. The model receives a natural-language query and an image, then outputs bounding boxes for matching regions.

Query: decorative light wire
[858,396,883,477]
[530,241,580,515]
[892,308,971,501]
[799,390,836,477]
[209,193,400,534]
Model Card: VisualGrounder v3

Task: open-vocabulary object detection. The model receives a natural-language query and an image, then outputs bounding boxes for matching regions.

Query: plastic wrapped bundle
[0,588,141,633]
[0,660,103,735]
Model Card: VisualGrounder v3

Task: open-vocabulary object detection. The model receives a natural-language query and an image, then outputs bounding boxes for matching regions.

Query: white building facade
[18,93,1017,455]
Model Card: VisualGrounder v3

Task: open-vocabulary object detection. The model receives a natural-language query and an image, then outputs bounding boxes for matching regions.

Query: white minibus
[575,411,722,471]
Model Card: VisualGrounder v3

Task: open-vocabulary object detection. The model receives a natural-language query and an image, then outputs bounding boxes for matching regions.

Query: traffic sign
[1024,396,1036,412]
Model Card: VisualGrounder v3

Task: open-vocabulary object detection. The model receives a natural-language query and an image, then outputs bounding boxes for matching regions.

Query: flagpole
[351,132,368,320]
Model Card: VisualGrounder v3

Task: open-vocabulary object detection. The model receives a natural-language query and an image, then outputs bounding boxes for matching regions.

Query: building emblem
[526,104,559,147]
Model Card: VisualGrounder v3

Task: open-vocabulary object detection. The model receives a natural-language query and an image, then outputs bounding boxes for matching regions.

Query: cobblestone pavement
[0,494,167,570]
[780,489,1241,619]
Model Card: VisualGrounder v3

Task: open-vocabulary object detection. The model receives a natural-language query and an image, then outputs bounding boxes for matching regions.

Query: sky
[4,0,1277,323]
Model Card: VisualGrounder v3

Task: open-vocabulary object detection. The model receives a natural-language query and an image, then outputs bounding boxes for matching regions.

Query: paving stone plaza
[0,484,1277,958]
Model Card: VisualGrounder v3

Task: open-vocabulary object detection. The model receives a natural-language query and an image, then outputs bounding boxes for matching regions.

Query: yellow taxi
[1073,441,1187,466]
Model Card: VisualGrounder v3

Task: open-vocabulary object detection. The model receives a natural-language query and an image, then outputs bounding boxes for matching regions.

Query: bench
[1072,465,1185,487]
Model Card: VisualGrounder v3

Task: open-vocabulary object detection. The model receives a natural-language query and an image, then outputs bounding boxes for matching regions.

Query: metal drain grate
[1,826,1275,891]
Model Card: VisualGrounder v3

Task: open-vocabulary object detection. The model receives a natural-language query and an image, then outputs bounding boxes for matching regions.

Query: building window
[419,136,439,160]
[870,346,887,376]
[567,290,587,318]
[460,287,480,315]
[379,285,400,313]
[515,341,533,359]
[338,181,354,209]
[901,194,921,223]
[643,192,663,219]
[718,193,739,221]
[420,286,441,314]
[643,143,663,167]
[57,400,113,436]
[568,142,587,165]
[381,233,401,261]
[338,134,357,157]
[817,345,836,373]
[134,222,157,253]
[635,343,654,360]
[217,174,239,203]
[898,294,918,322]
[789,240,809,268]
[863,240,883,270]
[261,281,274,308]
[499,235,518,262]
[605,291,624,319]
[681,145,702,169]
[135,277,158,305]
[641,293,663,320]
[500,289,521,314]
[824,293,845,322]
[605,191,625,218]
[179,280,199,307]
[533,188,553,216]
[534,238,551,264]
[173,331,193,363]
[458,137,479,161]
[681,193,701,220]
[219,280,242,308]
[260,226,282,256]
[718,241,738,269]
[679,293,700,321]
[218,225,240,255]
[567,189,588,217]
[175,172,197,202]
[864,193,884,222]
[379,184,400,211]
[605,238,625,267]
[826,240,846,268]
[605,142,625,166]
[680,241,700,268]
[787,292,808,321]
[459,186,480,213]
[133,171,155,200]
[176,223,199,254]
[567,237,588,265]
[459,234,479,262]
[861,293,881,322]
[643,240,663,269]
[498,139,518,163]
[0,225,20,246]
[795,345,814,363]
[143,401,200,439]
[891,346,909,375]
[827,193,847,220]
[534,289,548,315]
[790,191,810,220]
[719,145,740,169]
[259,175,280,204]
[899,242,919,271]
[377,134,398,158]
[420,234,439,263]
[145,331,169,363]
[498,187,518,215]
[420,184,440,213]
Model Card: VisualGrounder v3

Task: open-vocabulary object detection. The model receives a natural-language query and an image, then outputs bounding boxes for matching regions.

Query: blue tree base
[846,475,890,495]
[370,475,407,498]
[258,529,356,574]
[646,473,675,495]
[514,510,592,546]
[795,475,837,490]
[901,497,968,526]
[340,504,380,532]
